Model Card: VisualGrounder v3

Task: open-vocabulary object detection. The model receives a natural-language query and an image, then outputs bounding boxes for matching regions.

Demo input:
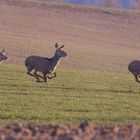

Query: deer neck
[48,55,60,73]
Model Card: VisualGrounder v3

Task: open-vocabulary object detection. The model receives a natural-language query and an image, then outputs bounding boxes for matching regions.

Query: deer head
[0,49,8,62]
[54,43,67,58]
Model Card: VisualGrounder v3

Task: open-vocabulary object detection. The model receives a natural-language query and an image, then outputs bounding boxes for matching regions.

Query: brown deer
[128,60,140,83]
[25,43,67,82]
[0,49,8,62]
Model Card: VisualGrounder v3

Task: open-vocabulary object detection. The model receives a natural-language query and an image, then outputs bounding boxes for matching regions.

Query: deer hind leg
[134,74,140,83]
[47,72,56,79]
[34,70,44,82]
[26,67,40,82]
[137,75,140,83]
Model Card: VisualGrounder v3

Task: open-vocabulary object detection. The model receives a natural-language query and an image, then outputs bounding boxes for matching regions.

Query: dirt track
[0,121,140,140]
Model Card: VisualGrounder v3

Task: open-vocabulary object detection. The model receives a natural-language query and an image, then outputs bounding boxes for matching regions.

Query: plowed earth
[0,121,140,140]
[0,0,140,72]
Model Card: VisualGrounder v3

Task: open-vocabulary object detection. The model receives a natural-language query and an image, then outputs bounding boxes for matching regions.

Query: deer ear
[59,45,64,49]
[0,49,5,54]
[55,43,59,49]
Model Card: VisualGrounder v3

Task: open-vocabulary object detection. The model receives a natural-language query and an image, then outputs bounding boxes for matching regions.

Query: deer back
[128,60,140,74]
[25,55,51,72]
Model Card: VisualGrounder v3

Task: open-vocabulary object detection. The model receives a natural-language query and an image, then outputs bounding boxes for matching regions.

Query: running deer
[0,49,8,62]
[25,43,67,82]
[128,60,140,83]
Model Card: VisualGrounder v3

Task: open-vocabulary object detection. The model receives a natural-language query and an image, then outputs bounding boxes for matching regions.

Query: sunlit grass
[0,64,140,125]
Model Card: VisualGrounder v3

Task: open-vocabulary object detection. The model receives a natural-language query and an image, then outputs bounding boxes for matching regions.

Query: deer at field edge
[128,60,140,83]
[25,43,67,82]
[0,49,8,62]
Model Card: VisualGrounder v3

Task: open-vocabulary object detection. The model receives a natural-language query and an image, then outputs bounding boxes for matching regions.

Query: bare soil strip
[0,121,140,140]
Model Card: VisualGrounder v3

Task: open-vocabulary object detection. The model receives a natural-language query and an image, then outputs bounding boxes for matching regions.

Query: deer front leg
[47,72,56,79]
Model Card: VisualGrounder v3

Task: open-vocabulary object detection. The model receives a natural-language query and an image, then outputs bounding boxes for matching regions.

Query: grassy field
[0,64,140,125]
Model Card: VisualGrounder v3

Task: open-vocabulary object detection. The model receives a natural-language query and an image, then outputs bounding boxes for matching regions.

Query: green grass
[0,64,140,125]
